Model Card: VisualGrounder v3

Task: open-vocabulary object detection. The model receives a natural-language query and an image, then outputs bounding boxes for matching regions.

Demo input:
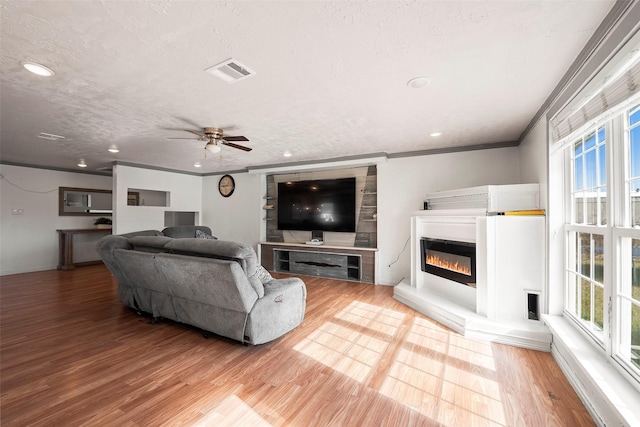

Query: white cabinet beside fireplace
[475,215,545,321]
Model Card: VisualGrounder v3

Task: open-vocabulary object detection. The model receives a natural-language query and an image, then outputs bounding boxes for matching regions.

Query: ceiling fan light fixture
[407,76,430,89]
[21,61,55,77]
[206,142,222,154]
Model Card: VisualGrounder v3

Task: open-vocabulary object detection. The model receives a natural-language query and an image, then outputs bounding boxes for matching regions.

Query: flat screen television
[277,177,356,232]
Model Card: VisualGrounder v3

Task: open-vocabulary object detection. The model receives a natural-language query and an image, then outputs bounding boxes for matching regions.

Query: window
[571,127,607,225]
[618,104,640,372]
[563,100,640,382]
[566,125,606,343]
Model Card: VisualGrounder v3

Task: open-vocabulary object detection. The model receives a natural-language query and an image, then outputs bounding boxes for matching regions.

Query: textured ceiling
[0,0,615,174]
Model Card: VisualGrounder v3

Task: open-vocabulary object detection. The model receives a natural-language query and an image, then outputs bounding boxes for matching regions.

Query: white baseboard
[393,281,551,352]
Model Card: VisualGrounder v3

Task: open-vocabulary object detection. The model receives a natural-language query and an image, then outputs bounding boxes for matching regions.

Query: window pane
[575,192,584,224]
[575,139,583,156]
[579,232,591,277]
[630,126,640,178]
[594,284,604,331]
[618,298,640,372]
[586,194,597,225]
[585,149,597,188]
[632,303,640,370]
[567,271,578,315]
[581,278,591,322]
[574,156,584,191]
[599,188,607,225]
[574,275,580,315]
[598,144,606,186]
[594,234,604,283]
[633,239,640,301]
[632,185,640,227]
[597,127,605,143]
[630,104,640,127]
[585,132,596,150]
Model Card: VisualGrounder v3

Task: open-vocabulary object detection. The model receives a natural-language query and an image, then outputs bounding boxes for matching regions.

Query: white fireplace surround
[394,184,551,351]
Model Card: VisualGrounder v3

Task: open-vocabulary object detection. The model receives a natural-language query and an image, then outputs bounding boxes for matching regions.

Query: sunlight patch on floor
[380,317,507,426]
[447,334,497,370]
[334,301,405,336]
[438,364,506,426]
[192,394,271,427]
[405,315,450,354]
[294,301,405,383]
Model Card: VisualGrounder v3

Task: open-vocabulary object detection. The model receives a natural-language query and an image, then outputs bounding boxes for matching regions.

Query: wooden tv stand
[258,242,378,284]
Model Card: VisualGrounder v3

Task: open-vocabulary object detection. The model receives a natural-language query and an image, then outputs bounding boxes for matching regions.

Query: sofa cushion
[164,239,265,298]
[162,226,212,238]
[128,235,173,253]
[195,229,217,240]
[119,229,163,238]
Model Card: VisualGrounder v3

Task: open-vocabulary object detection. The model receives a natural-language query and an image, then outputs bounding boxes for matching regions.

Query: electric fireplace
[420,238,476,287]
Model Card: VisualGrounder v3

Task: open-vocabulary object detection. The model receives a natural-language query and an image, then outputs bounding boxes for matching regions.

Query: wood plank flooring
[1,265,594,426]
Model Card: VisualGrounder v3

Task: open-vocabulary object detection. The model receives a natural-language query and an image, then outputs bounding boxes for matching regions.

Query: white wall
[113,165,202,234]
[1,147,522,279]
[377,146,521,285]
[0,164,112,275]
[518,117,560,314]
[201,173,262,247]
[518,118,548,210]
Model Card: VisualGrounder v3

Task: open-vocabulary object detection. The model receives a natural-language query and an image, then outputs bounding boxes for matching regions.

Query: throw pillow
[195,229,217,240]
[256,265,273,284]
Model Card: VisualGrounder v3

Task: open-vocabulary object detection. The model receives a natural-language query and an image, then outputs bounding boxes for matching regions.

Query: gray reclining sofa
[96,226,307,345]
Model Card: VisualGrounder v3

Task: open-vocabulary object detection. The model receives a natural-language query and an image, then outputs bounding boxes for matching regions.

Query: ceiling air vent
[205,58,255,83]
[37,132,65,141]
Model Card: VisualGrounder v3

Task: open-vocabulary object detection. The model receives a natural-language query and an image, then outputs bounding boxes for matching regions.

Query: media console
[258,242,378,284]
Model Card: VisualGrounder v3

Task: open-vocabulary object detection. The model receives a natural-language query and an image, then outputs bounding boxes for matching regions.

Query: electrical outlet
[11,209,24,215]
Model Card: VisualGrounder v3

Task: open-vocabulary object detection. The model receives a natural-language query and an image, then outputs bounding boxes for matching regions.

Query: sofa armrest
[265,277,307,293]
[245,277,307,345]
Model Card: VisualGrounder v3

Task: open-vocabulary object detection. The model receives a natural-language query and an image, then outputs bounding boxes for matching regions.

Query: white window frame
[560,95,640,387]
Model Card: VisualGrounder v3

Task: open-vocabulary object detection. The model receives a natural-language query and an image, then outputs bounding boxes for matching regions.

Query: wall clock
[218,174,235,197]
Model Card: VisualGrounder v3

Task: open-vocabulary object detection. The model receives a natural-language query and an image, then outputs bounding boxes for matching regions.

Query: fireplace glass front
[420,238,476,287]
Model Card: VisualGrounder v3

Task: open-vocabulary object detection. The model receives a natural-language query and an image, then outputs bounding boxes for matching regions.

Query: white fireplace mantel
[394,184,551,351]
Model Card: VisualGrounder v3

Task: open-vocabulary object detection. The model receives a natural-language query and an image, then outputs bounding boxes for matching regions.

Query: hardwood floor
[1,265,594,426]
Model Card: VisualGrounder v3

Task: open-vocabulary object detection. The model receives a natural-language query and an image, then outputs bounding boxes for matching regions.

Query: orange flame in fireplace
[425,254,471,276]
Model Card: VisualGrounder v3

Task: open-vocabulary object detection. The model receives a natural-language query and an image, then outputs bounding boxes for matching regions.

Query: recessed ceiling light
[283,151,292,157]
[21,61,55,77]
[77,159,87,168]
[407,76,430,89]
[430,132,442,137]
[108,146,120,153]
[194,162,202,168]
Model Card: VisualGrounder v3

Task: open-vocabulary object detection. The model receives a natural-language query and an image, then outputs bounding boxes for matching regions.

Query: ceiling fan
[168,127,251,154]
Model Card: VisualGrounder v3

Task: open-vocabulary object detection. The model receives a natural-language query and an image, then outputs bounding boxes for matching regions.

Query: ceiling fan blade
[175,116,203,129]
[223,135,249,142]
[184,129,206,137]
[222,141,252,152]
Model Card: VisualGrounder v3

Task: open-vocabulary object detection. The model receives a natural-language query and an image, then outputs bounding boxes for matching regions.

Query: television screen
[277,178,356,232]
